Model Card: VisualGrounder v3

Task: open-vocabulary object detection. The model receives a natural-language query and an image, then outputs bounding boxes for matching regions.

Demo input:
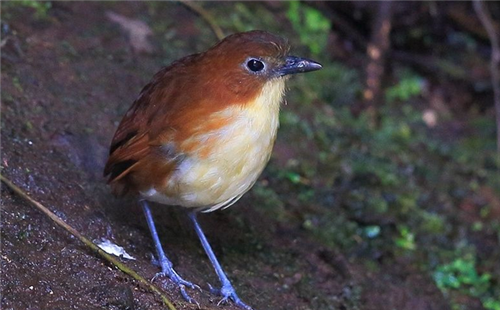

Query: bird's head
[188,30,322,103]
[208,30,321,78]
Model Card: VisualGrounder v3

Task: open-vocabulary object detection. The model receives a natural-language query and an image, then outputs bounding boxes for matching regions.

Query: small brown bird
[104,30,321,309]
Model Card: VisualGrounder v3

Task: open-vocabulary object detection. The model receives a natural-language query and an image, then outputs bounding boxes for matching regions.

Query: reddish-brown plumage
[104,31,290,197]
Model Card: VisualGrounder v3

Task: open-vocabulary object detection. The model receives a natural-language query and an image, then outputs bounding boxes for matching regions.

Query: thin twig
[473,0,500,154]
[179,1,225,41]
[363,1,393,126]
[0,174,178,310]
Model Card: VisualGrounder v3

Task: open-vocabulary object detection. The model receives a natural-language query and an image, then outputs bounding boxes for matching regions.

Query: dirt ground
[2,2,452,310]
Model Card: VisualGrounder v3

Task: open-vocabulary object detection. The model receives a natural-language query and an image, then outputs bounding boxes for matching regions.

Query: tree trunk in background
[473,0,500,154]
[363,1,393,127]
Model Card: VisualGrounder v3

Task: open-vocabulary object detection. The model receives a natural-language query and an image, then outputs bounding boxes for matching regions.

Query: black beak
[276,56,322,76]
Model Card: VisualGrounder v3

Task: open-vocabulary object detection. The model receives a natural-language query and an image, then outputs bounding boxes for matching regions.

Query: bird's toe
[153,271,200,304]
[210,283,253,310]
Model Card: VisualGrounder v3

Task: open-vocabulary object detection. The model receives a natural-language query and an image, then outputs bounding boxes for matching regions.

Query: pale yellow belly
[171,125,276,210]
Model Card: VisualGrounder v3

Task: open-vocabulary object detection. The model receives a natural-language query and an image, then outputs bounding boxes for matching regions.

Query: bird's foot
[152,259,200,305]
[208,282,253,310]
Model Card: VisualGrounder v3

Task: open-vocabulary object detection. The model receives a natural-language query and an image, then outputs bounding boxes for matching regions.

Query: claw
[180,284,199,307]
[210,282,254,310]
[150,253,160,267]
[153,270,200,305]
[207,282,218,295]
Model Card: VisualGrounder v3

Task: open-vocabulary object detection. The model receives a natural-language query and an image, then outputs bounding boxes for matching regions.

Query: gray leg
[189,212,253,310]
[141,200,198,303]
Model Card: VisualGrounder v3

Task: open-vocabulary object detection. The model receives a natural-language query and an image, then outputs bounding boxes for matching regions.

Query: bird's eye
[246,59,265,72]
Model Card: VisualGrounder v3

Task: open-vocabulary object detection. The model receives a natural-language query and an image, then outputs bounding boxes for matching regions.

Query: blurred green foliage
[434,257,500,310]
[395,225,416,251]
[385,70,425,103]
[286,1,331,56]
[3,0,52,19]
[434,258,490,293]
[292,61,361,106]
[214,2,283,34]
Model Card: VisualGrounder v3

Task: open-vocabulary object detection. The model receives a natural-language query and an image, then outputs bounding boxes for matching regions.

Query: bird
[104,30,322,309]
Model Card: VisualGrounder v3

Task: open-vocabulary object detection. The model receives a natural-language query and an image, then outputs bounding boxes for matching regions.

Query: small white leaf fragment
[96,238,136,260]
[106,11,154,54]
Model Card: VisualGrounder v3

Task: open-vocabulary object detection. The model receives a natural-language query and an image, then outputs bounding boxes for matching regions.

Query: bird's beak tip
[310,62,323,71]
[277,56,323,76]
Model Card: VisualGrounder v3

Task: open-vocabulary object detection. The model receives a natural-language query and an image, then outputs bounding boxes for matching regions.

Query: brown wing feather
[103,72,162,195]
[104,133,149,178]
[103,62,193,196]
[104,86,153,177]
